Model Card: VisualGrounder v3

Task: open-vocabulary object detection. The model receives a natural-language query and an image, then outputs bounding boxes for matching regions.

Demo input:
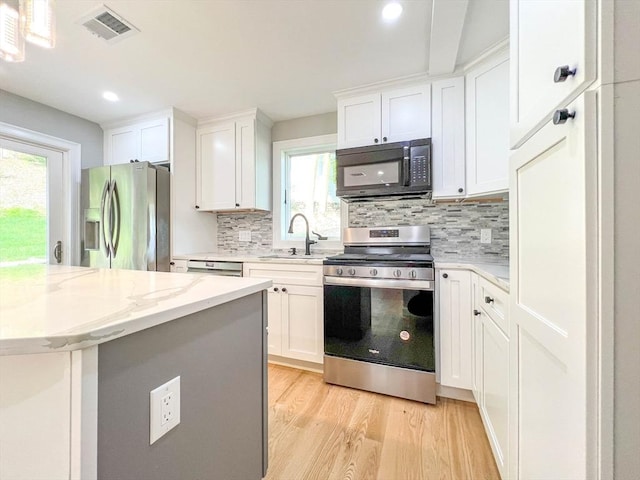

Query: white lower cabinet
[438,269,472,389]
[472,272,510,480]
[170,259,188,273]
[244,263,324,365]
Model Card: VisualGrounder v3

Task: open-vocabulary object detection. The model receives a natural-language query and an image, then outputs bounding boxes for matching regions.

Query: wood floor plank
[265,364,500,480]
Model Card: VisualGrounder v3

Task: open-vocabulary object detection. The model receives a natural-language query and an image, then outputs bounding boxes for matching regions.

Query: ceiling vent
[78,5,139,44]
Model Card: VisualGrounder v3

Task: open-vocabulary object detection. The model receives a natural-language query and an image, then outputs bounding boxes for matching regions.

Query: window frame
[272,134,346,251]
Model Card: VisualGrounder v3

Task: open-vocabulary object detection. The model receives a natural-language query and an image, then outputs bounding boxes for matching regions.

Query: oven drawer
[478,277,509,335]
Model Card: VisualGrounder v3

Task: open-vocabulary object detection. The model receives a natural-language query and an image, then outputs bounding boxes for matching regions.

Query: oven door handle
[324,276,433,291]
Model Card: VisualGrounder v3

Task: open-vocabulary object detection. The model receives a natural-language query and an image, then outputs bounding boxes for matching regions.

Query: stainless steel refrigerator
[81,162,170,271]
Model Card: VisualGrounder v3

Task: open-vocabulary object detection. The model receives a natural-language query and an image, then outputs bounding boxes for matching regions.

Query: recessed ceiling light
[382,2,403,22]
[102,91,119,102]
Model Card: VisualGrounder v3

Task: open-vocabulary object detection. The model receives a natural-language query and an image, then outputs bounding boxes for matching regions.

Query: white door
[0,138,66,266]
[337,93,381,148]
[382,84,431,143]
[281,285,323,364]
[438,269,472,389]
[196,122,236,210]
[235,117,255,209]
[510,0,596,147]
[509,93,597,479]
[106,125,138,165]
[431,77,466,198]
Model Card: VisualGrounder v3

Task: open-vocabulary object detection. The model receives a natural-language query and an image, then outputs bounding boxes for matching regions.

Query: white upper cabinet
[104,116,169,165]
[510,0,596,147]
[337,84,430,149]
[466,50,510,196]
[196,110,272,212]
[431,76,466,199]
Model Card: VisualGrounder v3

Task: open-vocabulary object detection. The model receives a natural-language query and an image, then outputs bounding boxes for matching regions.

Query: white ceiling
[0,0,508,126]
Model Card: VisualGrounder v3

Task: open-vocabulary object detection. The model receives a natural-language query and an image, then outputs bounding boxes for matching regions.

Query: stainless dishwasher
[186,260,243,277]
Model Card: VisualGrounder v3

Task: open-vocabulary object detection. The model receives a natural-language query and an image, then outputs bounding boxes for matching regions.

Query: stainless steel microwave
[335,138,432,200]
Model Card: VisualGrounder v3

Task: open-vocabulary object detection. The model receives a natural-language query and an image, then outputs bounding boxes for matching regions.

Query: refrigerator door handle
[100,180,111,258]
[110,180,121,258]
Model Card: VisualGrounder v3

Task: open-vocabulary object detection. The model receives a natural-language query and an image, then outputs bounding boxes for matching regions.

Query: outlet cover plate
[150,376,181,444]
[480,229,492,244]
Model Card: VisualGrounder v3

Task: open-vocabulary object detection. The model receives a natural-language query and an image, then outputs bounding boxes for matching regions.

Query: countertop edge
[0,278,272,356]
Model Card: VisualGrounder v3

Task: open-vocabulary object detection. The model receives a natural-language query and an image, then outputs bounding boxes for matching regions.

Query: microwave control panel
[409,145,431,186]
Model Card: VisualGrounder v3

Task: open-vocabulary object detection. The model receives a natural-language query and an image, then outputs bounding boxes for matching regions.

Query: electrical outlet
[239,230,251,242]
[150,376,180,444]
[480,229,492,244]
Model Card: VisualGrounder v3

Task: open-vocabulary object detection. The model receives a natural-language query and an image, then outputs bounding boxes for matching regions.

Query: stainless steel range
[323,225,436,404]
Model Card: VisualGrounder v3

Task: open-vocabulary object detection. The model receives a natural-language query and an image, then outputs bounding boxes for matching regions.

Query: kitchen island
[0,265,271,480]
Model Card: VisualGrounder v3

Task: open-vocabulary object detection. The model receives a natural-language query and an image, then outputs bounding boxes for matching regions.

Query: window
[273,134,345,250]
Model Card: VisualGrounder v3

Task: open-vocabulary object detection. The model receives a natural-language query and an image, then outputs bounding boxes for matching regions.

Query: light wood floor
[265,364,500,480]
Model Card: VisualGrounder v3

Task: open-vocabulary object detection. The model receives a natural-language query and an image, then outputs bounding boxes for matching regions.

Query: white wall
[272,111,336,142]
[0,89,103,168]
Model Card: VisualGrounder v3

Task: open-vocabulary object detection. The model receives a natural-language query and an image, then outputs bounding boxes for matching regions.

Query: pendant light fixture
[0,0,55,63]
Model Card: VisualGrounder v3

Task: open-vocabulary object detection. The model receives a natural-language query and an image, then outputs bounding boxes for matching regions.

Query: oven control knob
[393,269,402,278]
[370,268,378,276]
[409,270,417,279]
[336,268,343,276]
[348,268,356,276]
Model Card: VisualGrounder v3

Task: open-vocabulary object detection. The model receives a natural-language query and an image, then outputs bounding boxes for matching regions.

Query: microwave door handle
[402,146,410,186]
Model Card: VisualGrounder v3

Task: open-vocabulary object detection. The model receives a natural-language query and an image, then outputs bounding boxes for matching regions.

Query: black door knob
[195,205,200,209]
[553,109,576,125]
[458,187,464,193]
[554,65,577,83]
[273,287,279,292]
[282,287,287,293]
[235,203,240,207]
[473,309,481,316]
[169,261,175,266]
[382,136,387,142]
[374,138,379,143]
[442,273,448,278]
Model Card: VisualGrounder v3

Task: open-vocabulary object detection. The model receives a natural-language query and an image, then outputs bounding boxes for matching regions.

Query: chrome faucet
[288,213,316,255]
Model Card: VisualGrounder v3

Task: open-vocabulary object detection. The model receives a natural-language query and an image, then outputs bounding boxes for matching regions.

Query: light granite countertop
[0,265,271,356]
[175,252,509,290]
[174,251,336,266]
[434,258,510,291]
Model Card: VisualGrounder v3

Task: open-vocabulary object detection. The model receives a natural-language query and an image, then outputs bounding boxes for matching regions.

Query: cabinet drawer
[478,277,509,335]
[243,263,323,286]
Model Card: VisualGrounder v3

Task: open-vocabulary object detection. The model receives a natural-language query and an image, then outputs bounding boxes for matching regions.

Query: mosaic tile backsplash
[348,198,509,260]
[217,198,509,261]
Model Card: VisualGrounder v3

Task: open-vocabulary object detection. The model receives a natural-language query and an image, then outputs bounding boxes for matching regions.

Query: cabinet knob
[273,287,279,292]
[235,203,240,207]
[458,187,464,193]
[382,136,387,142]
[195,205,200,209]
[374,138,379,144]
[554,65,577,83]
[485,296,494,304]
[473,309,481,316]
[169,261,175,266]
[442,273,448,278]
[282,287,287,293]
[553,109,576,125]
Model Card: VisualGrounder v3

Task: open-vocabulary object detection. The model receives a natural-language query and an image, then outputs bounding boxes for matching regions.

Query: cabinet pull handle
[273,287,279,292]
[374,138,379,144]
[458,187,464,193]
[235,203,240,207]
[195,205,200,209]
[485,296,494,304]
[553,109,576,125]
[282,287,287,293]
[170,261,175,266]
[382,136,387,142]
[554,65,577,83]
[442,273,448,278]
[473,309,481,316]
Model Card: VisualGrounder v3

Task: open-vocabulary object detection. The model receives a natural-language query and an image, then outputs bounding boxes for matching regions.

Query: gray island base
[98,293,267,479]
